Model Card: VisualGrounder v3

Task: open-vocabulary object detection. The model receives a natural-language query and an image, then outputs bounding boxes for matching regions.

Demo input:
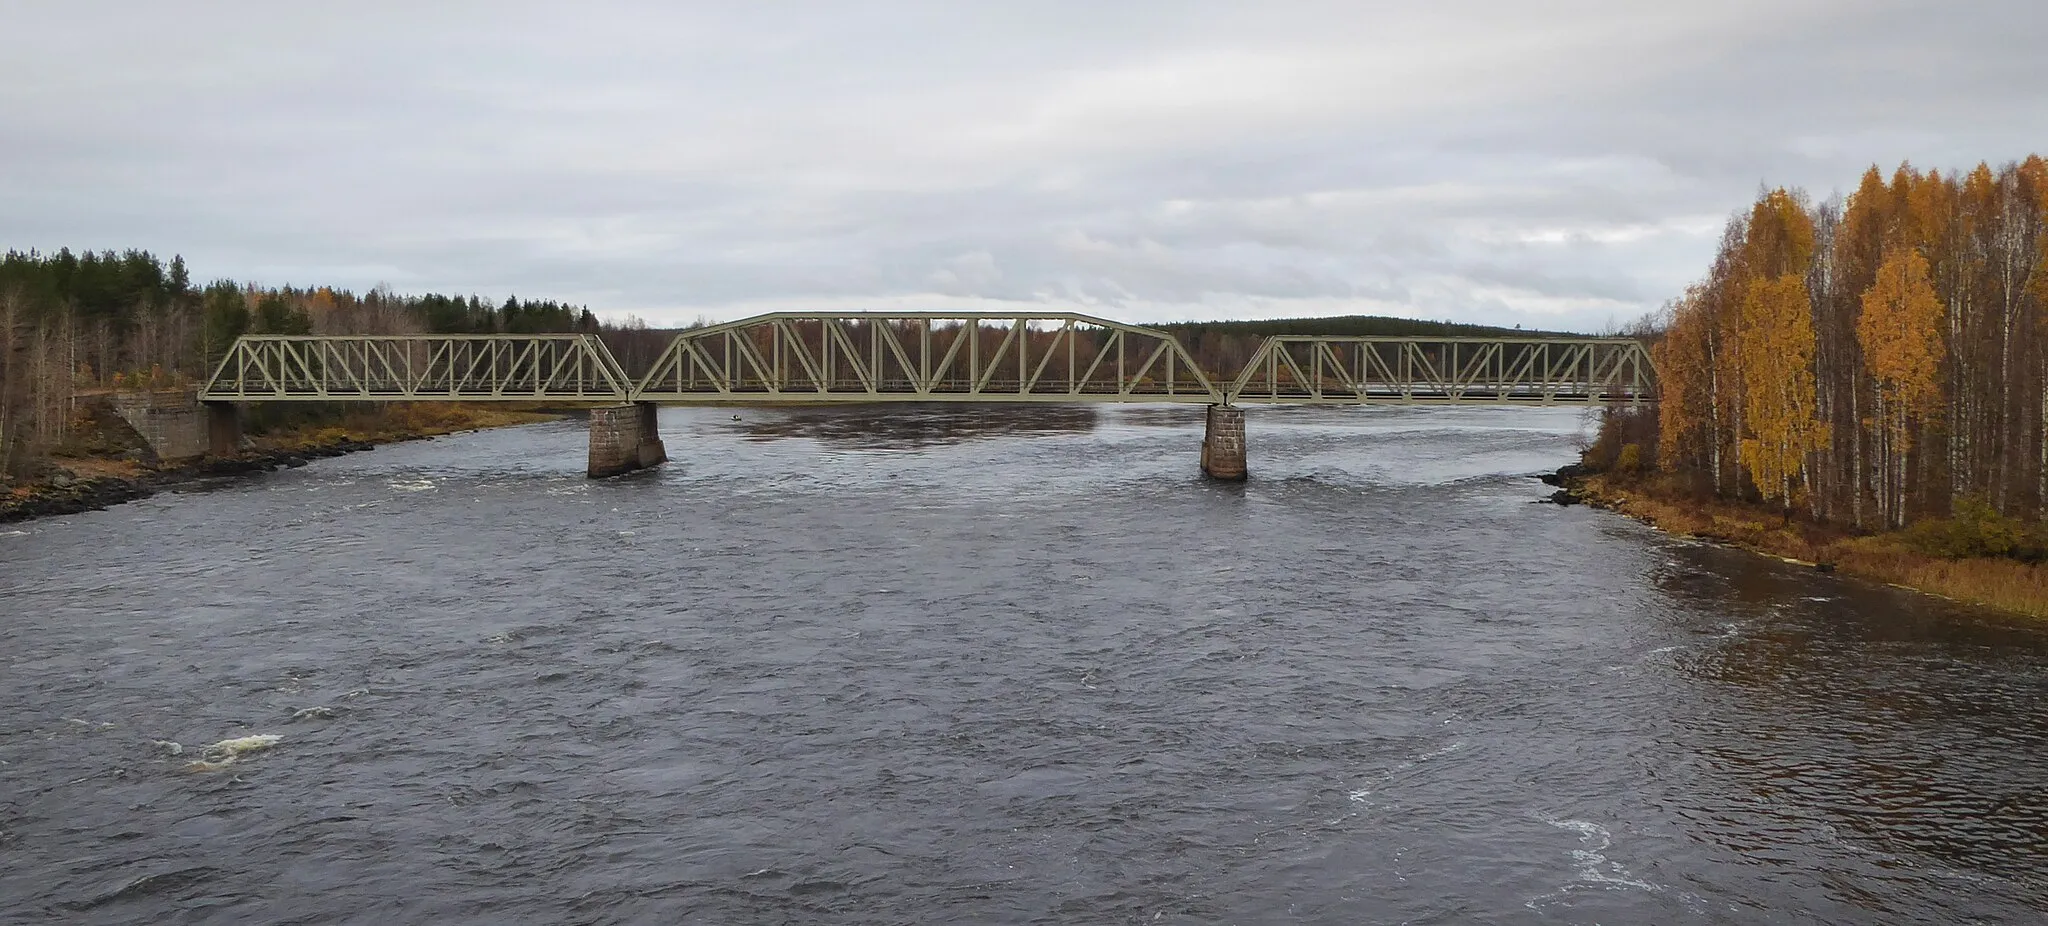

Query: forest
[0,249,672,477]
[1595,155,2048,548]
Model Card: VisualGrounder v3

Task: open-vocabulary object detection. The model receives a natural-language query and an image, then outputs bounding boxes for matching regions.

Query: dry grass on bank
[1580,476,1835,562]
[45,456,147,481]
[1829,537,2048,618]
[1580,475,2048,619]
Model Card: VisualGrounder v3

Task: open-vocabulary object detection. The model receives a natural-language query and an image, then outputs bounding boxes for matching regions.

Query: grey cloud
[5,1,2044,331]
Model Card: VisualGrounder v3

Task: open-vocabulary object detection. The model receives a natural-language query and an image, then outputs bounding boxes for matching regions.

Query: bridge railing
[201,335,635,402]
[1226,336,1655,406]
[632,312,1223,403]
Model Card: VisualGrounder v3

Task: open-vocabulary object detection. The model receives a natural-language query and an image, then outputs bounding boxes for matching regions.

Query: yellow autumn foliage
[1736,273,1828,506]
[1859,246,1945,423]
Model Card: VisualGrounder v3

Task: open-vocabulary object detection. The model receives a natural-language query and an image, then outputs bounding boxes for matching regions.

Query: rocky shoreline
[1534,462,1832,567]
[1,439,377,525]
[1536,462,1589,506]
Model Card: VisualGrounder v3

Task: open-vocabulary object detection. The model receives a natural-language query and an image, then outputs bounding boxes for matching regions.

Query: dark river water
[4,404,2047,925]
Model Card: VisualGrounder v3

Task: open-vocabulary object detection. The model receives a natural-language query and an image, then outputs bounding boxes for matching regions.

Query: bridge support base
[106,389,213,461]
[588,403,667,478]
[204,402,242,456]
[1200,404,1247,481]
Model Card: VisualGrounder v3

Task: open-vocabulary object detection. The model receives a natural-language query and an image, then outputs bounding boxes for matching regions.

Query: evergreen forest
[0,250,667,476]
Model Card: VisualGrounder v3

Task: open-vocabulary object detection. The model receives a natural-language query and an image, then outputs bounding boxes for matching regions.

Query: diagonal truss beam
[1226,336,1656,406]
[200,335,634,402]
[632,312,1223,403]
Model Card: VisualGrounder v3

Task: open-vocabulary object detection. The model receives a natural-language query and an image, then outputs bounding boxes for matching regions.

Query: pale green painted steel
[198,315,1660,407]
[632,312,1221,404]
[200,334,634,402]
[1226,336,1655,406]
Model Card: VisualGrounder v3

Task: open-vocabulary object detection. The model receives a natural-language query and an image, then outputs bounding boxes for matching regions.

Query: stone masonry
[1201,404,1247,480]
[108,390,211,461]
[588,403,669,478]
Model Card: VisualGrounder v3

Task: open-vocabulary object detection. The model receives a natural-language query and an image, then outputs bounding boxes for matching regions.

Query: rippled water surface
[4,405,2046,924]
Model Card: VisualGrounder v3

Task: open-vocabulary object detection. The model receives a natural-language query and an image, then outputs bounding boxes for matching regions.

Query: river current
[3,404,2045,924]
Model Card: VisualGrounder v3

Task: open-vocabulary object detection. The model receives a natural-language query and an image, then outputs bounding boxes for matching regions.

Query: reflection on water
[727,403,1098,449]
[1654,542,2048,898]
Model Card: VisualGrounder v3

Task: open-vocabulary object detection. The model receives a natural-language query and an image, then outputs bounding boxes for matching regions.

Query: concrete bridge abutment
[109,389,244,461]
[1200,404,1247,481]
[204,402,243,457]
[588,403,668,478]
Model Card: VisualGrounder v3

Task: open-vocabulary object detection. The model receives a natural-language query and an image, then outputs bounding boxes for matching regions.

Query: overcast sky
[5,2,2043,331]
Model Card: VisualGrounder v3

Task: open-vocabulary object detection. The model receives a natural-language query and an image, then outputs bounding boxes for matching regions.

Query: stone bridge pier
[1201,404,1247,481]
[588,403,668,478]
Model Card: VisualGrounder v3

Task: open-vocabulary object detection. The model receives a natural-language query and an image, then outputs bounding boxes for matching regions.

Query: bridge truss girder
[1226,336,1655,406]
[632,312,1221,404]
[197,322,1660,409]
[201,335,634,402]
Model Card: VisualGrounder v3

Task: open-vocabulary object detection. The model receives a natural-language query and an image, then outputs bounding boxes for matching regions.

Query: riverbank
[1557,470,2048,619]
[0,403,561,524]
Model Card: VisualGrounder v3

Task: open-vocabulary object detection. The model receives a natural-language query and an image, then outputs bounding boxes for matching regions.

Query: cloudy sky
[6,2,2042,331]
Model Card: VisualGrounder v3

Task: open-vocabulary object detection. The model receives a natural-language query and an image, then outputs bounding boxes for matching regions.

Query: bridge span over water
[188,311,1656,479]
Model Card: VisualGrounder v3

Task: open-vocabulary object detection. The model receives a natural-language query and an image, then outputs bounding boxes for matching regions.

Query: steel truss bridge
[195,311,1653,478]
[201,312,1655,407]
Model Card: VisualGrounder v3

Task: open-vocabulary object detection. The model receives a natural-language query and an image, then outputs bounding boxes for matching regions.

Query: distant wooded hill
[1158,315,1577,339]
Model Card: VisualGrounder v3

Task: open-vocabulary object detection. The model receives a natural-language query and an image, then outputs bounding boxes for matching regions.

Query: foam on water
[1526,817,1662,910]
[182,734,284,772]
[1348,740,1466,807]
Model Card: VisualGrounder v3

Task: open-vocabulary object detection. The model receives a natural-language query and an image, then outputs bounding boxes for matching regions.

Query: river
[3,404,2045,924]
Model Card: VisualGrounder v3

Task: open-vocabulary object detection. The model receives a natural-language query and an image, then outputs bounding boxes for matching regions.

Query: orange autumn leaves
[1653,189,1829,508]
[1733,190,1826,509]
[1857,247,1944,527]
[1649,156,2048,528]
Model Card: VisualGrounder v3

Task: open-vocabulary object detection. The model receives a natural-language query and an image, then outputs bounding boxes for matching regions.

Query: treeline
[1162,314,1563,381]
[0,248,659,476]
[1163,314,1559,340]
[1603,155,2048,534]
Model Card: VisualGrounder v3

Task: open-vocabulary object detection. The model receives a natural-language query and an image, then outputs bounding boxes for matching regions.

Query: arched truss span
[632,312,1222,403]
